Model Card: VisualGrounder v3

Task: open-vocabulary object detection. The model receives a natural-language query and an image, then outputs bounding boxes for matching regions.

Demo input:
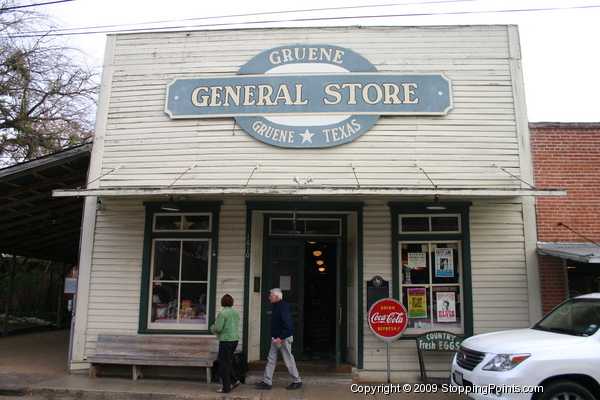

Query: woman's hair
[221,294,234,307]
[270,288,283,300]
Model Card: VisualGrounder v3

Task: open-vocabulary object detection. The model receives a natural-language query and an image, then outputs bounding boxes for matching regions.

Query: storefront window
[401,241,461,331]
[149,239,209,327]
[390,204,472,336]
[141,204,220,333]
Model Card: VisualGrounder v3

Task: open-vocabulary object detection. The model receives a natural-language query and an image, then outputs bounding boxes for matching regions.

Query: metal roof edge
[537,242,600,263]
[53,186,566,198]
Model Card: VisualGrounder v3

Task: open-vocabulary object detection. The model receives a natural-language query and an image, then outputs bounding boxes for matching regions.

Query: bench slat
[94,348,218,358]
[88,357,215,366]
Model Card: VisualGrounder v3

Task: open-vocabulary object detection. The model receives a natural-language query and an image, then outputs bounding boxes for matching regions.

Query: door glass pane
[270,218,342,236]
[272,260,300,304]
[271,219,303,235]
[305,219,340,235]
[273,243,300,258]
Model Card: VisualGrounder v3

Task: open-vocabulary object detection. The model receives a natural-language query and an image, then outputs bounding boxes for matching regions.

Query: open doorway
[261,238,342,365]
[303,241,337,363]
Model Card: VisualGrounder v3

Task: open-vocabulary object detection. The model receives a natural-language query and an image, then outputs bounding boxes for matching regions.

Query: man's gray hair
[270,288,283,300]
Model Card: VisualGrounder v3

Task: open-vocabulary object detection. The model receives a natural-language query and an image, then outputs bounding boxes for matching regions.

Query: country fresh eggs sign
[165,45,452,148]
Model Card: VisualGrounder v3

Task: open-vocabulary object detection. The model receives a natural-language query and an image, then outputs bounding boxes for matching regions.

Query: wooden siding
[360,197,530,377]
[82,197,248,358]
[78,194,531,377]
[94,26,526,191]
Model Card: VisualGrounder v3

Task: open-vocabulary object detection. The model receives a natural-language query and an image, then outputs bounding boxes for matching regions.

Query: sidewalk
[0,329,469,400]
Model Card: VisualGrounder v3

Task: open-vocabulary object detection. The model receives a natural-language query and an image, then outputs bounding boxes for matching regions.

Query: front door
[262,240,305,359]
[261,238,342,363]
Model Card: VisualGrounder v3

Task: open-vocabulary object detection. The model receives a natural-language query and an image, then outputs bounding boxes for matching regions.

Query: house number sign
[165,45,452,148]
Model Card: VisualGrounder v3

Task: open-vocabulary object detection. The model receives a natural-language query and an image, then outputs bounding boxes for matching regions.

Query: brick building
[530,122,600,313]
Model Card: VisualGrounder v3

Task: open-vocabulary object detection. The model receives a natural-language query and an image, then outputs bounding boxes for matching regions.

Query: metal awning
[0,143,91,264]
[537,242,600,263]
[53,187,566,197]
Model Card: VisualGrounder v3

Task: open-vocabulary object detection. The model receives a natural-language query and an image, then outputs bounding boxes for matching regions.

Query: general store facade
[55,25,563,381]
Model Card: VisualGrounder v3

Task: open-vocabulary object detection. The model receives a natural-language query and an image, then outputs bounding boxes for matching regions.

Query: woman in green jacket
[210,294,240,393]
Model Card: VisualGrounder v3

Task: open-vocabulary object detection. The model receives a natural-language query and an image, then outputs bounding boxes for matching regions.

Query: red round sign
[368,298,408,341]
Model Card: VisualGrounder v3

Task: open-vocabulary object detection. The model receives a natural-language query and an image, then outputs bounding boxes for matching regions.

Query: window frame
[139,201,221,334]
[389,202,473,338]
[268,217,342,236]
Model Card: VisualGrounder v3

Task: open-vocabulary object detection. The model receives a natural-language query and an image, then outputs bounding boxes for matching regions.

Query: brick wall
[538,255,566,314]
[530,122,600,310]
[530,122,600,242]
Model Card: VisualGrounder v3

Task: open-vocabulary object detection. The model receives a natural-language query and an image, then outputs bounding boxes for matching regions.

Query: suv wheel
[537,380,595,400]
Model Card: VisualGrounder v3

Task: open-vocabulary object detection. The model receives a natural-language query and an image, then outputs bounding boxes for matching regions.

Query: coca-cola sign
[368,298,408,341]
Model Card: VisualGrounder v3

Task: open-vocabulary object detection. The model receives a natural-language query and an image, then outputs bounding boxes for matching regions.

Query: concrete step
[245,370,359,387]
[248,360,356,374]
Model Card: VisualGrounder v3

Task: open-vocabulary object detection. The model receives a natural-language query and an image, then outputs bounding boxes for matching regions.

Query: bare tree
[0,1,99,166]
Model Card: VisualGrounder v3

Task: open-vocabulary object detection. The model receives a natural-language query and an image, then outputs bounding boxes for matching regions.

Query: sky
[43,0,600,123]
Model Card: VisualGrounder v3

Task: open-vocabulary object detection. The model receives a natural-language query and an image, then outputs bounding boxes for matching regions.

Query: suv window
[532,298,600,336]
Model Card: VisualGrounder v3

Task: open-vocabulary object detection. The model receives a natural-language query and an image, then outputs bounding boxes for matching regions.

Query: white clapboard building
[55,25,564,382]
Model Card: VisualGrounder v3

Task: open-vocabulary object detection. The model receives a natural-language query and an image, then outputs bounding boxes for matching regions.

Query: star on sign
[300,129,315,144]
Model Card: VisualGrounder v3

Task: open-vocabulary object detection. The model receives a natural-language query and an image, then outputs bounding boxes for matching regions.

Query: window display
[150,239,209,327]
[396,213,464,334]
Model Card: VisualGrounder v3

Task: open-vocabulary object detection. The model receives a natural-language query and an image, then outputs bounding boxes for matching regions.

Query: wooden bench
[87,334,218,383]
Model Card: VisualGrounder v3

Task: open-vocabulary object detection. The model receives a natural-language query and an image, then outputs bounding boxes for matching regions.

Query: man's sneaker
[287,382,303,390]
[254,381,272,390]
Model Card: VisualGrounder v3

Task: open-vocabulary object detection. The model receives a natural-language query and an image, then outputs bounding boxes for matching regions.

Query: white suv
[451,293,600,400]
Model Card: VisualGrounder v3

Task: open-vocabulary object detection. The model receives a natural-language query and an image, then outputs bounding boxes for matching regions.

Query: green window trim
[389,202,473,338]
[139,201,222,334]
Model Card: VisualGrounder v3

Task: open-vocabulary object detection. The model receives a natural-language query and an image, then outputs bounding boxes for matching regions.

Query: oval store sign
[165,45,452,148]
[368,298,408,342]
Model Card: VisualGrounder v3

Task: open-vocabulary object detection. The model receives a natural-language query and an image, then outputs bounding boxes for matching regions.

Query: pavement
[0,329,469,400]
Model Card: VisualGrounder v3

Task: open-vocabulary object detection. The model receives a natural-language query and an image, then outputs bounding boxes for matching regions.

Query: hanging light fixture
[426,195,446,210]
[161,196,180,211]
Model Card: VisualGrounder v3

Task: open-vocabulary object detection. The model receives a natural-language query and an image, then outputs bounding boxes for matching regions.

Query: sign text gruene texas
[165,45,453,148]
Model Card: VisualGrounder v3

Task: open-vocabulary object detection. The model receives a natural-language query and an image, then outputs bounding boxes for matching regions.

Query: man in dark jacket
[254,288,302,390]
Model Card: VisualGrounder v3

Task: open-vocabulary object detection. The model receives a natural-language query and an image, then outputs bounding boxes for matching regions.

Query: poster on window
[408,252,426,269]
[435,248,454,277]
[407,288,427,318]
[436,292,456,322]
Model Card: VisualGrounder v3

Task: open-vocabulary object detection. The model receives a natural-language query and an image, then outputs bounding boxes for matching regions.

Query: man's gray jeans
[263,336,301,385]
